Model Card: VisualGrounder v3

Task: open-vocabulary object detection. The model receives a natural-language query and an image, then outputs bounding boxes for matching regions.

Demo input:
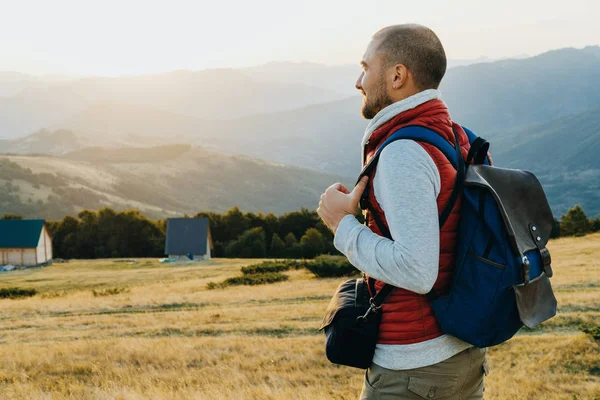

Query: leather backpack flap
[464,165,554,255]
[464,165,557,328]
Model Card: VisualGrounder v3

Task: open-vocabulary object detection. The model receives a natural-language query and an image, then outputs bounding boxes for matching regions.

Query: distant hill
[442,46,600,132]
[0,128,180,156]
[0,145,353,219]
[1,97,367,172]
[54,102,208,139]
[490,106,600,216]
[0,129,89,155]
[194,96,367,174]
[0,69,346,139]
[241,57,525,94]
[0,72,36,97]
[0,72,78,97]
[243,62,361,96]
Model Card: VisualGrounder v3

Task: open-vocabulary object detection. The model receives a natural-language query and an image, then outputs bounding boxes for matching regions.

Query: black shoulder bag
[318,126,465,369]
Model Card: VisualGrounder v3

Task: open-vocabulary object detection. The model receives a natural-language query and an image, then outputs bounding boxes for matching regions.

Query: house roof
[165,218,211,255]
[0,219,45,248]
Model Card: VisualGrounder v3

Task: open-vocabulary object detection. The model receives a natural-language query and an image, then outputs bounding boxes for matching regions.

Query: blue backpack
[357,125,557,347]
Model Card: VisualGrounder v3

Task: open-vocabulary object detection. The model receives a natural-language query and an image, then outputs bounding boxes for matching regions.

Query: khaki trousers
[359,346,489,400]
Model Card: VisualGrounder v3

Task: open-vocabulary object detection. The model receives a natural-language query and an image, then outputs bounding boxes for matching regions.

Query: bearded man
[317,24,488,399]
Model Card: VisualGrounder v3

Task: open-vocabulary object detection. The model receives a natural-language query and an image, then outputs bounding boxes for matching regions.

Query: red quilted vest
[362,99,471,345]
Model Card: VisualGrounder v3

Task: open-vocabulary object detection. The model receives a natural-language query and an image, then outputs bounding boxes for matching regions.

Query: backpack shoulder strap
[357,124,465,228]
[357,125,459,183]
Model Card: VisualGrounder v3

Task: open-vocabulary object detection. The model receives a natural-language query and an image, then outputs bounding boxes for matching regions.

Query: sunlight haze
[1,0,598,76]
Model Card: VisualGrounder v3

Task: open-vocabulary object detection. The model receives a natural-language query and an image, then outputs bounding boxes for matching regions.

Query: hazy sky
[1,0,598,76]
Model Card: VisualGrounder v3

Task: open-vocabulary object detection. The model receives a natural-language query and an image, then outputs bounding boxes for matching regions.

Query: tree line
[1,206,360,259]
[1,204,598,260]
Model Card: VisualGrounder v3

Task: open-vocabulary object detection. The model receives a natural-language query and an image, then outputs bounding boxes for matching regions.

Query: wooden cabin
[0,219,53,266]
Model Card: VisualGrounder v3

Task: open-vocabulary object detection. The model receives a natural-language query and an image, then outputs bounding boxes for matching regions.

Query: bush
[225,272,288,286]
[242,261,290,275]
[206,272,288,289]
[241,259,309,275]
[206,281,227,290]
[305,255,360,278]
[579,324,600,342]
[0,287,37,299]
[285,259,310,270]
[92,286,130,297]
[241,261,290,275]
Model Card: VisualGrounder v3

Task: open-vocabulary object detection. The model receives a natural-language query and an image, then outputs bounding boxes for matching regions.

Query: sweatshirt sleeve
[333,140,441,294]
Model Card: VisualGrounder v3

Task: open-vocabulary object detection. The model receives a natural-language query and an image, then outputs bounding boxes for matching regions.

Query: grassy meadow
[0,234,598,399]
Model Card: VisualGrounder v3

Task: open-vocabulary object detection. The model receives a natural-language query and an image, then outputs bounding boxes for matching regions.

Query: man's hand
[317,176,369,234]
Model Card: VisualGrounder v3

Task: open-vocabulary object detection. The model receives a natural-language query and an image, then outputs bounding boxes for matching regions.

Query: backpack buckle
[369,297,382,312]
[540,248,553,278]
[522,256,530,285]
[356,298,382,323]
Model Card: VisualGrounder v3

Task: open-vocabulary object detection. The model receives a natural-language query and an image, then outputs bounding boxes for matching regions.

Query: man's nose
[355,72,364,91]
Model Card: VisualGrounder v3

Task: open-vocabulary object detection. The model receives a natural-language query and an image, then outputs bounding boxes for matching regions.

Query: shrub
[241,261,290,275]
[284,259,310,270]
[579,323,600,342]
[92,286,130,297]
[0,287,37,299]
[305,255,360,278]
[206,272,288,289]
[225,272,288,286]
[40,290,71,299]
[241,259,309,275]
[206,281,227,290]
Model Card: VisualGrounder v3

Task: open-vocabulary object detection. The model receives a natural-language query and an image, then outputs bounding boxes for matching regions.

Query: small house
[165,217,213,261]
[0,219,53,267]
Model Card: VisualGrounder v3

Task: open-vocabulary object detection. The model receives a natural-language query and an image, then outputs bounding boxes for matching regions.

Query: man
[317,24,488,399]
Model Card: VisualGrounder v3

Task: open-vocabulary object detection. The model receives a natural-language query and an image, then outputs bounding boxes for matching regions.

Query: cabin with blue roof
[0,219,53,267]
[165,217,213,261]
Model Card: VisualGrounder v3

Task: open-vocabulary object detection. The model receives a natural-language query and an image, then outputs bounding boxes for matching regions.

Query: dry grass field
[0,234,598,399]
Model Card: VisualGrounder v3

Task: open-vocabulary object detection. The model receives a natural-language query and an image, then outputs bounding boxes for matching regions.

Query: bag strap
[359,125,464,236]
[361,125,466,308]
[466,137,490,165]
[356,125,459,185]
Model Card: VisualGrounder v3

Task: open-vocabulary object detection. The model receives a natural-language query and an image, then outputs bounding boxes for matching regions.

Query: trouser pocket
[359,364,386,400]
[406,372,460,399]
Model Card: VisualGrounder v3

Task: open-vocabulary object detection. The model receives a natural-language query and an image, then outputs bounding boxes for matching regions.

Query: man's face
[355,39,393,119]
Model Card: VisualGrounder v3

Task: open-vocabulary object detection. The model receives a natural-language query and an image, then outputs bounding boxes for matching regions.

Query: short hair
[372,24,447,90]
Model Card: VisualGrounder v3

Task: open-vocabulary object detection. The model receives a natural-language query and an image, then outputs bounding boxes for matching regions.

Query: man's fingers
[350,176,369,201]
[326,182,351,194]
[326,182,342,192]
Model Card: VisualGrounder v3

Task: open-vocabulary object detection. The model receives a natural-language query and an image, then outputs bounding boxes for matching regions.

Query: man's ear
[391,64,409,90]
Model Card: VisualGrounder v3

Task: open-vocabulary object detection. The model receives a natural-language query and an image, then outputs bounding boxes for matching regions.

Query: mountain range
[0,145,352,220]
[1,46,599,218]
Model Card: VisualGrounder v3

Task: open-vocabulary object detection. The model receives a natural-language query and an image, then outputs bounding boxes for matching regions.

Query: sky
[1,0,598,76]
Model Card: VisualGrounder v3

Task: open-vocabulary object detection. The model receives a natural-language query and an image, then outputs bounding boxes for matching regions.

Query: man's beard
[361,79,392,119]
